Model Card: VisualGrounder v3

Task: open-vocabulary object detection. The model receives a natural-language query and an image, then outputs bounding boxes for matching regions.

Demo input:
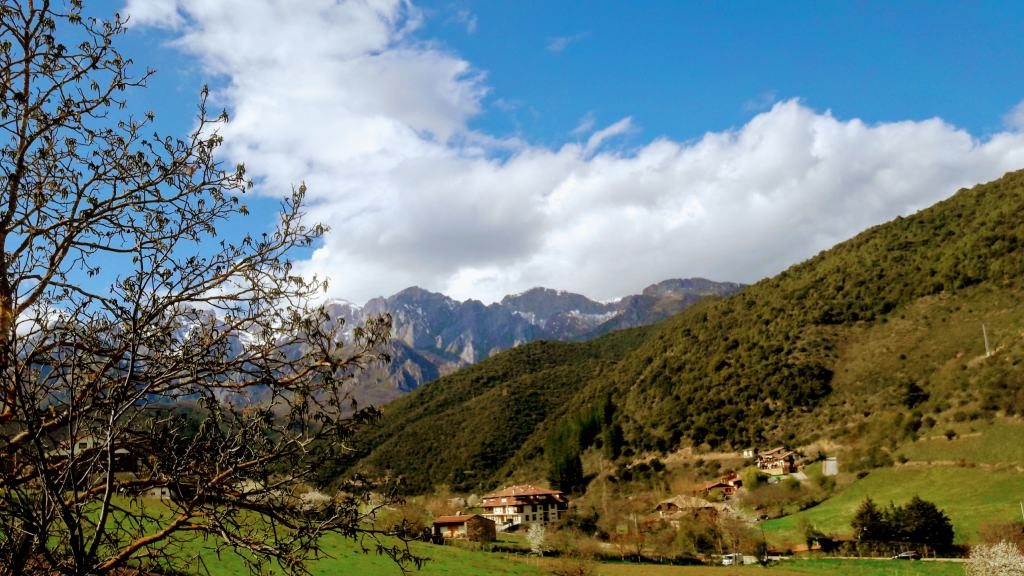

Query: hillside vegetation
[330,326,655,493]
[342,170,1024,494]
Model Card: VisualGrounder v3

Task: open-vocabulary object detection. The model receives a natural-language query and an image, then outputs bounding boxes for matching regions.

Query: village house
[756,447,799,476]
[654,495,741,528]
[480,484,568,530]
[655,495,719,520]
[432,514,496,542]
[45,434,140,489]
[696,471,743,498]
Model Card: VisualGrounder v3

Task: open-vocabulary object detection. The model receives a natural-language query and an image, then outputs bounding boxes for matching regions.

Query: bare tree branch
[0,2,415,575]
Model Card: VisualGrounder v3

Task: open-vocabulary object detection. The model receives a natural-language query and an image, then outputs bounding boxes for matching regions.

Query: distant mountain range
[325,278,744,406]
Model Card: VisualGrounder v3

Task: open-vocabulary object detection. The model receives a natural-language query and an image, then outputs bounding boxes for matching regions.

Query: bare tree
[0,1,412,574]
[966,541,1024,576]
[526,523,547,557]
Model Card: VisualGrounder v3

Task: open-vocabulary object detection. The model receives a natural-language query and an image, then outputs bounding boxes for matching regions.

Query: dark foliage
[852,496,954,548]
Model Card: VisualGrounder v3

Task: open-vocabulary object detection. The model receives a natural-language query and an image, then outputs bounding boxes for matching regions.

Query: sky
[118,0,1024,304]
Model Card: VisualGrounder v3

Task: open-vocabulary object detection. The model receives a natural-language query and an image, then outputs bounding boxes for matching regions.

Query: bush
[978,521,1024,551]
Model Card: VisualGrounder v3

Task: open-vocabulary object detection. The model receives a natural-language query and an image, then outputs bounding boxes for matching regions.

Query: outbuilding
[432,514,496,542]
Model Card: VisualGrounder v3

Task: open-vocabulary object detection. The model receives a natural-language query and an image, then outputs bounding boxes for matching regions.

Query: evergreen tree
[851,496,954,548]
[851,498,889,542]
[546,421,584,493]
[898,496,955,547]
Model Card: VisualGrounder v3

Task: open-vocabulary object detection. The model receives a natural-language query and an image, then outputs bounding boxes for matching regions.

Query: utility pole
[983,324,991,357]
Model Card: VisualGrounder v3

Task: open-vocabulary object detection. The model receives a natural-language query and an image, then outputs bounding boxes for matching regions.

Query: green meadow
[760,466,1024,546]
[188,534,542,576]
[593,559,963,576]
[898,418,1024,466]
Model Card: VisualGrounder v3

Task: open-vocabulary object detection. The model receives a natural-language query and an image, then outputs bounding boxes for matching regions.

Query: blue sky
[421,2,1024,141]
[118,1,1024,303]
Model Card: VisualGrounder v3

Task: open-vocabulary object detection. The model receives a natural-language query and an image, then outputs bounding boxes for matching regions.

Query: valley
[318,170,1024,572]
[6,3,1024,574]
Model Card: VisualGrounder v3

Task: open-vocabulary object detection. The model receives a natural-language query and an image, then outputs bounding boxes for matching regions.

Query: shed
[432,514,496,542]
[822,457,838,476]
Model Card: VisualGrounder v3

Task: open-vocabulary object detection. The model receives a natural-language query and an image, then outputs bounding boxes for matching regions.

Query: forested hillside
[326,326,654,493]
[340,170,1024,494]
[610,170,1024,452]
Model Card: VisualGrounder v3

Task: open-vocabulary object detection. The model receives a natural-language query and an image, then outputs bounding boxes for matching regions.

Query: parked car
[892,551,922,560]
[722,553,744,565]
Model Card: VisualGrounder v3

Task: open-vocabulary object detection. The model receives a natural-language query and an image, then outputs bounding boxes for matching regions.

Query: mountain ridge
[326,277,744,406]
[337,170,1024,494]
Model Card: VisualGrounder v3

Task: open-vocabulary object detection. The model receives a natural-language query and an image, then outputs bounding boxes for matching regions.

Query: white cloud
[584,117,634,155]
[126,1,1024,304]
[1005,99,1024,131]
[571,112,596,136]
[123,0,184,28]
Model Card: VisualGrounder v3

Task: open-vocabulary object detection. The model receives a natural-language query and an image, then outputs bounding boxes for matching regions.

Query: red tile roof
[482,484,564,499]
[433,514,482,525]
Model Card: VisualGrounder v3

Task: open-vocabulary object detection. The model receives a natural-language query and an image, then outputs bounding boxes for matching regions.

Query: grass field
[248,545,965,576]
[899,418,1024,466]
[591,559,963,576]
[189,533,545,576]
[185,532,968,576]
[760,466,1024,546]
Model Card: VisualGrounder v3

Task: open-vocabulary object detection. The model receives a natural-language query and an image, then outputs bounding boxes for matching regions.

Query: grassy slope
[760,466,1024,546]
[900,418,1024,465]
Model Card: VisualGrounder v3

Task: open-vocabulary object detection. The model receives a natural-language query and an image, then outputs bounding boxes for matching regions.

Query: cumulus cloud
[125,1,1024,304]
[123,0,184,28]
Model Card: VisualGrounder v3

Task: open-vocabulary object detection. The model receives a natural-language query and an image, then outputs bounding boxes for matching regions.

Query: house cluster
[654,494,740,525]
[431,483,569,542]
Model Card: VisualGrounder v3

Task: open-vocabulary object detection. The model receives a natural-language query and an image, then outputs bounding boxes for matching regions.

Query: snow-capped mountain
[325,278,744,407]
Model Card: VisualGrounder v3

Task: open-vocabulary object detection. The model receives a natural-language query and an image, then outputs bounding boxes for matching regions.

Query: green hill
[331,326,655,493]
[341,170,1024,495]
